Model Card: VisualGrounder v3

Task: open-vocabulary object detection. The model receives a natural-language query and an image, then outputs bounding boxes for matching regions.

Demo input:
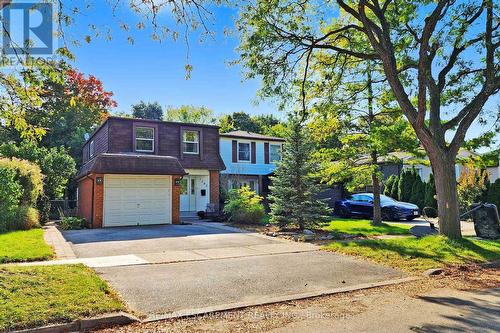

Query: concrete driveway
[62,222,405,318]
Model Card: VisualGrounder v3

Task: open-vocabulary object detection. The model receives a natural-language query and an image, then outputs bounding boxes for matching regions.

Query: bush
[60,216,87,230]
[0,158,43,206]
[7,206,40,230]
[37,194,51,225]
[384,175,397,198]
[457,163,488,212]
[223,187,265,224]
[486,178,500,209]
[0,167,23,232]
[424,173,437,210]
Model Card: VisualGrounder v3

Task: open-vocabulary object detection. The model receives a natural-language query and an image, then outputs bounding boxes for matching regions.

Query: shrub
[37,194,51,225]
[457,163,488,212]
[384,175,397,197]
[424,173,437,210]
[390,175,399,199]
[409,176,426,209]
[60,216,87,230]
[223,187,265,224]
[398,168,415,202]
[0,158,43,206]
[486,178,500,209]
[0,167,23,232]
[7,206,40,230]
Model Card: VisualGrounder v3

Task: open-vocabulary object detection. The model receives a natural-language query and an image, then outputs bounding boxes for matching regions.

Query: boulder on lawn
[471,203,500,240]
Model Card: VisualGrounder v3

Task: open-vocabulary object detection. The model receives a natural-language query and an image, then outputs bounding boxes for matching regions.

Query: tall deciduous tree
[237,0,500,238]
[164,105,217,124]
[131,101,163,120]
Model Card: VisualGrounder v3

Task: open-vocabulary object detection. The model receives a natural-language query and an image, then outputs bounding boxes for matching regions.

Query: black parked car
[334,193,420,221]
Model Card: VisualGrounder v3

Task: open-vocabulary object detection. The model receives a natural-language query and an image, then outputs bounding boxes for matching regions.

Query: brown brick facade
[209,170,220,210]
[77,173,104,228]
[172,175,181,224]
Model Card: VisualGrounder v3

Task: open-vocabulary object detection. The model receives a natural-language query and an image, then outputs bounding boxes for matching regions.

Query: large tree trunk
[428,152,462,239]
[371,152,382,226]
[371,171,382,226]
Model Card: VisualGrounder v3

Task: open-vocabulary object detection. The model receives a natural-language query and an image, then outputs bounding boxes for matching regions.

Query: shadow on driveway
[62,223,243,244]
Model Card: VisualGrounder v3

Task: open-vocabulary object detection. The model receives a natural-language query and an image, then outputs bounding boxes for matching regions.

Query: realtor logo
[1,1,53,55]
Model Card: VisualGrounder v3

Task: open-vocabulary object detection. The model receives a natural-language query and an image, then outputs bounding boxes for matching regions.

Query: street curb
[144,276,421,322]
[11,312,138,333]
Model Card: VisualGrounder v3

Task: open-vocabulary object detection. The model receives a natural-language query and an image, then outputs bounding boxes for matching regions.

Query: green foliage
[0,167,23,232]
[384,175,397,197]
[0,142,76,199]
[219,112,286,137]
[457,163,488,212]
[390,176,400,200]
[60,216,87,230]
[0,158,43,231]
[409,175,425,209]
[424,173,437,211]
[164,105,216,124]
[486,179,500,209]
[8,206,40,231]
[269,120,331,230]
[131,101,163,120]
[223,187,265,224]
[398,168,415,202]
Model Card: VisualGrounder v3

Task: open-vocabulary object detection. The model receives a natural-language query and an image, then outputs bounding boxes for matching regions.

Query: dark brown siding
[105,118,224,170]
[264,142,270,164]
[82,122,109,163]
[251,142,256,164]
[232,140,237,163]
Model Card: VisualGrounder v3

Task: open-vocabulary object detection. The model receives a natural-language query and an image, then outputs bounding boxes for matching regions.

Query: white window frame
[237,141,251,162]
[269,143,282,163]
[89,140,95,158]
[135,127,155,153]
[183,130,199,154]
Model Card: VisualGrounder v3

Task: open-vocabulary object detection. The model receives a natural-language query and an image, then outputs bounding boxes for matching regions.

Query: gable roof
[220,130,285,142]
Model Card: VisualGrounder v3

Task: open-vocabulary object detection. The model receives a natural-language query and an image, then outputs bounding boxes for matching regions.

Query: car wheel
[338,207,350,218]
[382,209,396,221]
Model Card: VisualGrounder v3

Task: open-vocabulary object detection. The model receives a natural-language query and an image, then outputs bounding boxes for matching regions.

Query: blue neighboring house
[219,130,285,196]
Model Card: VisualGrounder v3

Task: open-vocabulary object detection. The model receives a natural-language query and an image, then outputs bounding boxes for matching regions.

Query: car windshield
[380,195,396,204]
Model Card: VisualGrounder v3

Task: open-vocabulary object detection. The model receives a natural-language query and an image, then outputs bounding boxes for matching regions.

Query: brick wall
[209,170,220,210]
[93,173,104,228]
[172,175,181,224]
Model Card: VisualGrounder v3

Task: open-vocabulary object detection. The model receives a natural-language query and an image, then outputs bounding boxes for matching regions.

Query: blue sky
[24,0,499,150]
[64,2,277,118]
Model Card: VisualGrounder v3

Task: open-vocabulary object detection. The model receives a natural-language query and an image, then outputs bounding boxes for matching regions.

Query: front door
[180,177,196,212]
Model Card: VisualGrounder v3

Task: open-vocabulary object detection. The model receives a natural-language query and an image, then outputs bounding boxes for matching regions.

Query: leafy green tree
[409,176,426,209]
[390,176,400,200]
[269,119,331,230]
[164,105,216,124]
[237,0,500,239]
[219,112,286,137]
[132,101,163,120]
[398,169,415,202]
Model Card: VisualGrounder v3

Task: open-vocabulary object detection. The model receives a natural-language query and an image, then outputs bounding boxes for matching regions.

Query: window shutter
[264,142,269,164]
[232,140,237,163]
[251,142,256,164]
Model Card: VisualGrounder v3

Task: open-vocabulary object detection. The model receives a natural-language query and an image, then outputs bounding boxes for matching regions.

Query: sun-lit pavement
[60,222,406,318]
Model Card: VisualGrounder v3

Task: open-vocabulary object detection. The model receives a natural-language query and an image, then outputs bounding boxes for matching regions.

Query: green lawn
[0,265,126,331]
[321,218,412,237]
[0,229,54,263]
[323,235,500,272]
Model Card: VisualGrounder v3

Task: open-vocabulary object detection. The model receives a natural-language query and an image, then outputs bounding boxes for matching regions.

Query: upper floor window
[135,127,155,152]
[89,140,95,159]
[238,142,251,162]
[183,130,199,154]
[270,144,282,163]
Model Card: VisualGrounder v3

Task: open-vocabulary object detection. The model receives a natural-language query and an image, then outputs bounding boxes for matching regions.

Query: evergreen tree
[384,175,397,197]
[486,179,500,209]
[269,120,331,230]
[390,176,400,200]
[424,173,438,210]
[398,169,415,202]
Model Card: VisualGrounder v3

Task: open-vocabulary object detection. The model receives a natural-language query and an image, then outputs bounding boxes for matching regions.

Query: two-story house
[75,116,225,228]
[219,131,284,196]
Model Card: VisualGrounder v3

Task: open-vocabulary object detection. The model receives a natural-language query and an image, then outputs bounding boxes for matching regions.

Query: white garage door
[104,175,172,227]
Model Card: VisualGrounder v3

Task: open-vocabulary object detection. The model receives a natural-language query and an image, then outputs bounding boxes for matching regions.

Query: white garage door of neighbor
[104,175,172,227]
